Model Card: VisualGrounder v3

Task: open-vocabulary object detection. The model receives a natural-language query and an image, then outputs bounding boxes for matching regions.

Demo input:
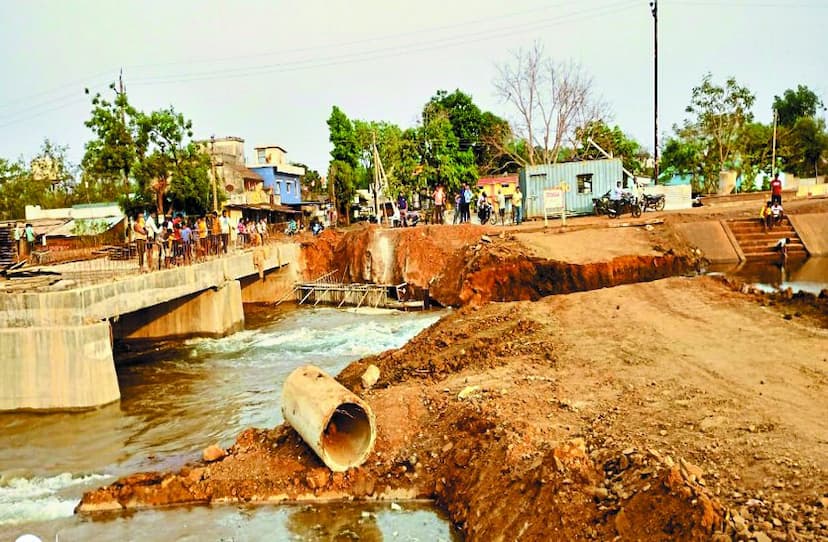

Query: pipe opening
[322,402,373,467]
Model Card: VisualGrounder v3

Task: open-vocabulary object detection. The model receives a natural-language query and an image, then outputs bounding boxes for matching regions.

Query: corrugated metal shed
[519,159,624,217]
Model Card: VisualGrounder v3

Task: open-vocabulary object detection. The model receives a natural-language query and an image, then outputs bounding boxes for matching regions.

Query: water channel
[709,256,828,294]
[0,304,458,541]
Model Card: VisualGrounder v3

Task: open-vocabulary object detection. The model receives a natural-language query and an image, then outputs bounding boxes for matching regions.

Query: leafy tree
[773,85,823,127]
[419,105,477,194]
[736,122,774,192]
[327,159,357,223]
[82,84,141,203]
[573,120,645,176]
[135,107,214,216]
[779,117,828,178]
[327,106,363,220]
[0,158,31,220]
[83,85,213,216]
[672,73,756,192]
[294,163,324,200]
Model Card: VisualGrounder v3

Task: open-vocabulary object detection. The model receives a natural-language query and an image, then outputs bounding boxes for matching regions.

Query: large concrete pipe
[281,365,377,472]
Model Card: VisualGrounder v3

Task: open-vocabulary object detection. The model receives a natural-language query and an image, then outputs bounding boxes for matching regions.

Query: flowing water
[0,305,458,541]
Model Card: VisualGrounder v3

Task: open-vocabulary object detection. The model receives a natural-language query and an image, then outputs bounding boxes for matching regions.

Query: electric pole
[650,0,658,185]
[210,135,218,212]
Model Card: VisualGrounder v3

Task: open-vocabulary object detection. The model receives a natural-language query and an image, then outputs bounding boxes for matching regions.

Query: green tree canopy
[773,85,824,127]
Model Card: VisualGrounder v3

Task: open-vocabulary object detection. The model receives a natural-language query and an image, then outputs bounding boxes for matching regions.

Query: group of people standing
[131,210,269,272]
[431,184,522,225]
[12,222,37,262]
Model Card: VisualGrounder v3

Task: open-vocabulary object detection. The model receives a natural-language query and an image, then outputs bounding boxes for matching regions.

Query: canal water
[0,305,458,541]
[709,256,828,294]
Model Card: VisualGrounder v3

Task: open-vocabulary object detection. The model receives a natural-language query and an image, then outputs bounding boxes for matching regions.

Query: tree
[83,84,213,216]
[779,117,828,178]
[135,107,213,216]
[773,85,823,127]
[573,120,645,176]
[82,83,141,205]
[294,163,324,200]
[494,43,607,166]
[327,106,362,221]
[0,158,31,220]
[675,73,756,192]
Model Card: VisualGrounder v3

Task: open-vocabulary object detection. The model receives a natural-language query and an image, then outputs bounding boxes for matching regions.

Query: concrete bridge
[0,243,301,411]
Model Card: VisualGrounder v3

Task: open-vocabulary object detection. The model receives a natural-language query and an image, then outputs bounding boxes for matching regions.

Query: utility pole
[210,135,218,212]
[771,109,778,179]
[118,69,130,197]
[650,0,658,185]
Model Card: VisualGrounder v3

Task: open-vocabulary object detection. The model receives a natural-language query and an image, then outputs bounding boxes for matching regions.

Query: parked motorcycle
[592,191,612,216]
[639,193,666,212]
[407,210,421,227]
[607,194,642,219]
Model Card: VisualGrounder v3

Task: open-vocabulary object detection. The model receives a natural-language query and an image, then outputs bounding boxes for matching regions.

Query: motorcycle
[477,201,497,225]
[639,193,666,212]
[407,210,421,227]
[607,194,642,219]
[592,191,612,216]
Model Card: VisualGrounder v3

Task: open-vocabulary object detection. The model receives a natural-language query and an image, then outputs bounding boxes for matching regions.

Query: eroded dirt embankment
[300,224,696,307]
[76,220,828,540]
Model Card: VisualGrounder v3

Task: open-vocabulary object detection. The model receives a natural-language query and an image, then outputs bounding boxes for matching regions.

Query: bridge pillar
[113,280,245,341]
[0,321,120,410]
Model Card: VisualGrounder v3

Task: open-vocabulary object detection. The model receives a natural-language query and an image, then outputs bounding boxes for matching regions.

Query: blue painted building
[249,166,303,205]
[248,145,306,206]
[519,158,626,217]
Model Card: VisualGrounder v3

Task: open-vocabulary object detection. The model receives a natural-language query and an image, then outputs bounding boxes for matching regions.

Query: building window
[529,173,547,184]
[256,149,266,164]
[577,173,594,194]
[286,182,292,194]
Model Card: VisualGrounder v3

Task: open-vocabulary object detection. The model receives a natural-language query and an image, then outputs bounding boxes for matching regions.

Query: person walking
[513,186,524,225]
[397,193,408,227]
[497,191,506,225]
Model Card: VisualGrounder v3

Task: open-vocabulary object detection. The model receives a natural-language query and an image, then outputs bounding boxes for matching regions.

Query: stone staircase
[727,217,808,261]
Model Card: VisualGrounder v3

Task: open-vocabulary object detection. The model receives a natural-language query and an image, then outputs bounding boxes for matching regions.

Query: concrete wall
[0,242,298,411]
[113,280,244,340]
[0,321,119,410]
[788,213,828,256]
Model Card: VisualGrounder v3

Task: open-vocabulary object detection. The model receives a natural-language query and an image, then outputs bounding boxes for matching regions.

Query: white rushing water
[0,306,454,541]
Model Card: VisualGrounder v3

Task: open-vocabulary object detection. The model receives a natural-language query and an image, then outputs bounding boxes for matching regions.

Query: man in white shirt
[609,182,624,215]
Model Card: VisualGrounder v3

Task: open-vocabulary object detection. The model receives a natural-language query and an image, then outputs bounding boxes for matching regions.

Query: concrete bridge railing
[0,242,301,411]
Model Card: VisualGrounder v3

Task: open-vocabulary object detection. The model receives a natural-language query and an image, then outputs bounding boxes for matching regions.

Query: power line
[129,1,638,86]
[0,0,636,120]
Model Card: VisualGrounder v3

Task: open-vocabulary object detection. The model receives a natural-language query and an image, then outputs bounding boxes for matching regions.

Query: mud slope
[78,277,828,540]
[300,224,696,307]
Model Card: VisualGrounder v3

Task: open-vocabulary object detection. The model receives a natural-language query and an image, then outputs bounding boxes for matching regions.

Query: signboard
[543,188,564,211]
[543,185,568,227]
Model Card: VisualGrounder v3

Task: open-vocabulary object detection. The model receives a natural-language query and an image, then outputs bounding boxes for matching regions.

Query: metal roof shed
[520,158,624,217]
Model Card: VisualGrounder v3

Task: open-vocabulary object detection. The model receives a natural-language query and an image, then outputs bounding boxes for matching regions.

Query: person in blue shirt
[397,193,408,227]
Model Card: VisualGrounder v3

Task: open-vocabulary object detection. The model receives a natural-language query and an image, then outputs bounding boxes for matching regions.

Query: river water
[0,305,458,541]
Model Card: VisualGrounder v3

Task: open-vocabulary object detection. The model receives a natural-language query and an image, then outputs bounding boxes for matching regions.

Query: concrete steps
[727,217,809,260]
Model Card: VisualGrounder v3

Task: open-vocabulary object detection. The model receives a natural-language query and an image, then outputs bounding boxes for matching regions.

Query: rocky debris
[202,444,227,463]
[360,364,380,390]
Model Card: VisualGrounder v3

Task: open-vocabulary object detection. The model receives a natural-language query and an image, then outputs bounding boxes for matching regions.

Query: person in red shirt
[770,174,782,205]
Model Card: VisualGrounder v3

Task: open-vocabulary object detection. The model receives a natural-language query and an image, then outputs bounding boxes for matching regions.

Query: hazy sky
[1,0,826,174]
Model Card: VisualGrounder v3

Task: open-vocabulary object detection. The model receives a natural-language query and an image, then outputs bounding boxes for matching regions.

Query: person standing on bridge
[133,213,148,272]
[220,210,231,254]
